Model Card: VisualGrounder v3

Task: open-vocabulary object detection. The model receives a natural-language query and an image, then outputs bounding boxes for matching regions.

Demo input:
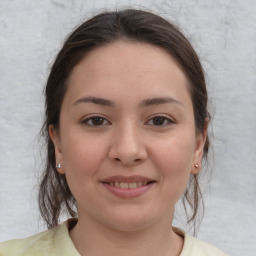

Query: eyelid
[80,114,175,127]
[81,115,111,126]
[145,115,175,126]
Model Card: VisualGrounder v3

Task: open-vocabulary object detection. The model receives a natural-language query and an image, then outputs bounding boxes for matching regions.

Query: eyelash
[146,116,174,126]
[81,116,111,126]
[81,115,174,127]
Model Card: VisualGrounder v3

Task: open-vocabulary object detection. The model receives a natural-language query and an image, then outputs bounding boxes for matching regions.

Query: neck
[69,215,183,256]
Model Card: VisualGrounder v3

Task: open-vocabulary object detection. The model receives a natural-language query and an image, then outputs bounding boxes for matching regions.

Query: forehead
[65,41,191,107]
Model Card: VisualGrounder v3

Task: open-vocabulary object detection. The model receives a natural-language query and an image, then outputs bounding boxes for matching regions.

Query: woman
[0,9,228,256]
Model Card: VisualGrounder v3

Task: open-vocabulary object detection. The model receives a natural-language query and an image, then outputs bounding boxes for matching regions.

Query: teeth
[128,182,137,188]
[137,181,142,187]
[120,182,128,189]
[108,181,151,188]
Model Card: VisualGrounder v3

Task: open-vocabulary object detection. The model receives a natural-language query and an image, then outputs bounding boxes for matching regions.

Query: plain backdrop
[0,1,256,255]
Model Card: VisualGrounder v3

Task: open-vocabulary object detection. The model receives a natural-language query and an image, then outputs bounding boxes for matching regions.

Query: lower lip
[102,182,155,199]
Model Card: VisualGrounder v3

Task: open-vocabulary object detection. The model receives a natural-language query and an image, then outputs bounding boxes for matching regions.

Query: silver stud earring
[56,163,62,169]
[194,164,199,168]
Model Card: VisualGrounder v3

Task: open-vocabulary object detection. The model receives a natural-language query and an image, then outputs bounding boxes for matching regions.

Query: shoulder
[0,219,79,256]
[0,228,57,256]
[181,233,229,256]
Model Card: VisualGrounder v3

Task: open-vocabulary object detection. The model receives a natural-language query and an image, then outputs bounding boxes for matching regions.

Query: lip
[101,175,153,183]
[101,175,156,199]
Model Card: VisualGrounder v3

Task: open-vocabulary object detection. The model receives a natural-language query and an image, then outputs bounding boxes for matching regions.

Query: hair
[39,8,210,231]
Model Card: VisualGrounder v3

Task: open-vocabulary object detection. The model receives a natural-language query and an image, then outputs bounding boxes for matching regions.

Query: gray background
[0,1,256,255]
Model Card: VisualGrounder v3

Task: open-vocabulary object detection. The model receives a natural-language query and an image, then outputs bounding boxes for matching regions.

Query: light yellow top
[0,219,229,256]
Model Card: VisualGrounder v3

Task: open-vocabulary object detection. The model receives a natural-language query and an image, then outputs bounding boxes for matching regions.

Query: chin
[101,210,159,232]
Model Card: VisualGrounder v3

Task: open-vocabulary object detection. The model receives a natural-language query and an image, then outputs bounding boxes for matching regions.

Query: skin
[50,41,207,256]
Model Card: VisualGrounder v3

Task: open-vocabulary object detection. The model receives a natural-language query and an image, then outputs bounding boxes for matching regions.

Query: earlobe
[191,163,200,175]
[191,119,208,175]
[49,125,64,174]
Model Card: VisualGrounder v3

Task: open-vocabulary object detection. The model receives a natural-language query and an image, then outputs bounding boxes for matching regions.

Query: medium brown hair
[39,9,210,230]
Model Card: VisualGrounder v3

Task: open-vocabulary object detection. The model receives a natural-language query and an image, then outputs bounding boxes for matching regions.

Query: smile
[101,176,156,198]
[105,181,154,189]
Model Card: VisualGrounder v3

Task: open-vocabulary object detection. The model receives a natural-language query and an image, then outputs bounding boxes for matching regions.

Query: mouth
[102,180,155,189]
[100,176,156,198]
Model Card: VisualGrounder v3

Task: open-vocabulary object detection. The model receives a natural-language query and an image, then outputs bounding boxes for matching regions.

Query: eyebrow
[73,96,182,108]
[139,97,183,107]
[73,96,115,107]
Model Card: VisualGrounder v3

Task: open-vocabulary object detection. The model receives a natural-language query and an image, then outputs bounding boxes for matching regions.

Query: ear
[191,119,208,175]
[49,125,65,174]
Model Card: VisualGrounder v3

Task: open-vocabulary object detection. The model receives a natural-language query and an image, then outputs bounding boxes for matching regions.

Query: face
[50,41,206,232]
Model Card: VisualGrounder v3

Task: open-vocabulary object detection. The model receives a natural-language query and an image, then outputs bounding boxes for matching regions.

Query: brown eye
[146,116,173,126]
[92,117,104,125]
[82,116,110,126]
[152,117,165,125]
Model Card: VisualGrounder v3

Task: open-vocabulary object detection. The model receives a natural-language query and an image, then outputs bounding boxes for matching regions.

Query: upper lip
[101,175,155,183]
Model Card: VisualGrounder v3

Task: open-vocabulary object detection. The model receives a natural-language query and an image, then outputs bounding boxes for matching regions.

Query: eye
[146,116,174,126]
[82,116,111,126]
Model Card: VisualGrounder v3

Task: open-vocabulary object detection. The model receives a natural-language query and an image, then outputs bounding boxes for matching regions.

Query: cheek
[60,131,107,188]
[151,134,195,199]
[153,131,195,169]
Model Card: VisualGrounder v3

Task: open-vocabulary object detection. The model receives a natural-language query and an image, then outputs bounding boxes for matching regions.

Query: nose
[108,122,147,166]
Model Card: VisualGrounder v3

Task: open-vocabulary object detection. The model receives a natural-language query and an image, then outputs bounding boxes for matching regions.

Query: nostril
[113,157,141,164]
